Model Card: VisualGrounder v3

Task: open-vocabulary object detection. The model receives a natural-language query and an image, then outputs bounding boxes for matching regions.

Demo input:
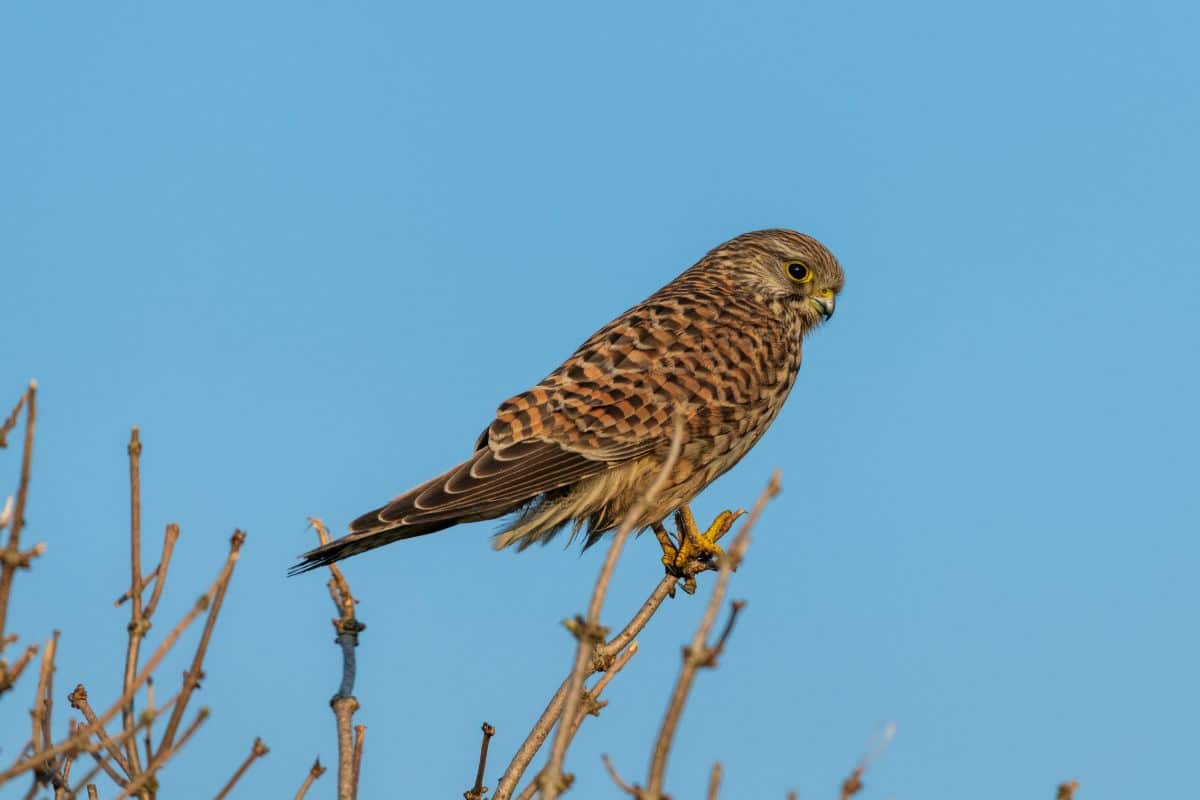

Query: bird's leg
[654,505,745,595]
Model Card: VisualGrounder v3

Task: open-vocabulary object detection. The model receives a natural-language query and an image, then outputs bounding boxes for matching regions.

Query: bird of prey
[292,229,843,577]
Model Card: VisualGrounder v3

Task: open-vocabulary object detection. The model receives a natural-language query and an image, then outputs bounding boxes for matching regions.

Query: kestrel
[292,229,843,577]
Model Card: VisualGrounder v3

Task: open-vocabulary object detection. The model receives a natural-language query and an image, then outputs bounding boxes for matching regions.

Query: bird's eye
[786,261,813,284]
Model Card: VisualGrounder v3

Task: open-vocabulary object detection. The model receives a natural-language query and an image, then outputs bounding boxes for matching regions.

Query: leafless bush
[0,381,1079,799]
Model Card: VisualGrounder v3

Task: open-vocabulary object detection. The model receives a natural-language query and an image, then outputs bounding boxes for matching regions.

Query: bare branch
[645,472,781,798]
[540,413,686,800]
[463,722,495,800]
[213,737,269,800]
[352,726,365,797]
[493,575,682,797]
[514,641,643,800]
[706,762,722,800]
[64,691,183,798]
[0,541,235,787]
[0,382,39,665]
[600,754,636,796]
[332,698,360,800]
[157,529,246,754]
[112,708,208,800]
[603,575,676,660]
[120,428,146,776]
[0,642,38,697]
[143,524,179,620]
[311,518,367,800]
[294,758,326,800]
[29,630,61,790]
[0,388,26,449]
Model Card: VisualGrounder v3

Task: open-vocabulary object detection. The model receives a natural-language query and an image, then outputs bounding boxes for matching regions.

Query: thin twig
[0,382,39,663]
[56,753,75,800]
[0,536,238,787]
[66,685,134,781]
[141,678,155,773]
[559,641,640,759]
[4,381,35,551]
[64,692,182,798]
[0,390,25,448]
[113,572,155,607]
[120,428,146,776]
[706,762,722,800]
[492,575,674,799]
[351,725,365,800]
[86,786,98,800]
[0,642,38,695]
[540,414,686,800]
[601,754,636,795]
[464,722,495,800]
[29,630,63,792]
[839,722,896,800]
[213,737,269,800]
[645,472,780,798]
[514,643,642,800]
[112,708,207,800]
[294,758,326,800]
[156,529,246,754]
[81,747,129,791]
[142,524,178,620]
[602,575,676,660]
[32,631,59,752]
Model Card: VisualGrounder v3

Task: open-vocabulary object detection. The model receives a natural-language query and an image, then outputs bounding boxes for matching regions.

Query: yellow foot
[653,505,745,594]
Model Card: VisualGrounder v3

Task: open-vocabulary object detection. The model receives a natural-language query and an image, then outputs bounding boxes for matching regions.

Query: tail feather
[288,439,613,575]
[287,518,457,575]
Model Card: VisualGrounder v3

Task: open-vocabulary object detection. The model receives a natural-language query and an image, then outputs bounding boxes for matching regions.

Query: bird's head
[706,228,844,331]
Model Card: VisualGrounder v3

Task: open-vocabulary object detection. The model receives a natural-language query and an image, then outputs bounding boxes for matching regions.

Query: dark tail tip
[287,539,350,577]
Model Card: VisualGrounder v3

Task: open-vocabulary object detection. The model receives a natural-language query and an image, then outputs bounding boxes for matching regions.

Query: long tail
[288,439,608,575]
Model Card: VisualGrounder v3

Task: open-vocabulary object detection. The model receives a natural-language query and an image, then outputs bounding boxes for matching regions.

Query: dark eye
[786,261,813,284]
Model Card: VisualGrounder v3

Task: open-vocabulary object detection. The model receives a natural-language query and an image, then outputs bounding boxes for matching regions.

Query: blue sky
[3,1,1198,797]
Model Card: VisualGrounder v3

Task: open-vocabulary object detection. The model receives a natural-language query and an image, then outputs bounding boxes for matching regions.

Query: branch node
[562,615,609,643]
[126,617,152,637]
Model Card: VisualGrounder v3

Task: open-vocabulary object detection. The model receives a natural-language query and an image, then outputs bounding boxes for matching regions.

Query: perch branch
[514,643,640,800]
[493,570,695,796]
[539,414,686,800]
[644,472,780,798]
[311,518,367,800]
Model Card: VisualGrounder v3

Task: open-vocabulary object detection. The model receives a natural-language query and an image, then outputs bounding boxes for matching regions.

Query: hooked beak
[810,288,835,321]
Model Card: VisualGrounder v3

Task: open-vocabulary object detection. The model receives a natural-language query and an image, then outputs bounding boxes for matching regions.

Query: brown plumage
[291,229,843,574]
